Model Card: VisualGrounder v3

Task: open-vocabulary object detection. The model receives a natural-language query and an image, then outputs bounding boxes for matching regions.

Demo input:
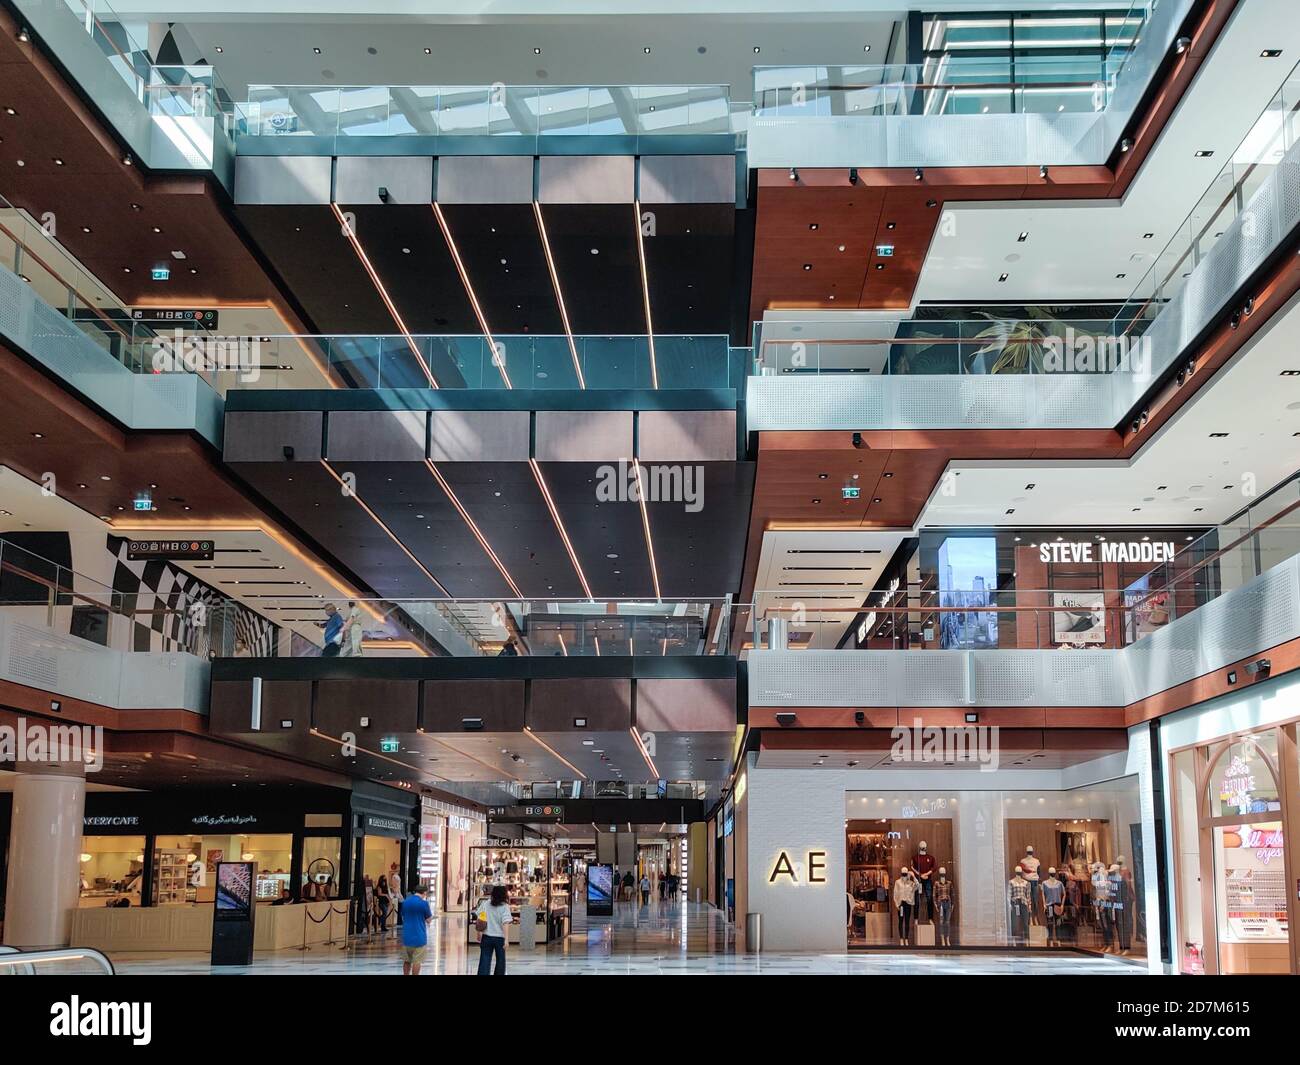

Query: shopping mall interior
[1,0,1299,992]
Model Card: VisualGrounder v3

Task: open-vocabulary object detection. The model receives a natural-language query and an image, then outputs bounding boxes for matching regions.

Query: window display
[846,784,1146,956]
[151,833,292,905]
[78,837,144,908]
[466,845,570,944]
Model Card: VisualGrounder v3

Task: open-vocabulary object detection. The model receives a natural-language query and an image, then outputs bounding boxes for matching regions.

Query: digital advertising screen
[214,861,255,920]
[587,862,614,916]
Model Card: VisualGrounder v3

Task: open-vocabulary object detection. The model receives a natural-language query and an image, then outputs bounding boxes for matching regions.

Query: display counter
[69,900,350,953]
[467,844,570,945]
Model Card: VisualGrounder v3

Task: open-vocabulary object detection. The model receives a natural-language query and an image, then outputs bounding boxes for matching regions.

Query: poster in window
[1052,591,1106,644]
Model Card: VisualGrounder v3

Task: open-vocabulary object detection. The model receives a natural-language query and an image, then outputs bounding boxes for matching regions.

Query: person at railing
[340,600,364,657]
[322,602,343,657]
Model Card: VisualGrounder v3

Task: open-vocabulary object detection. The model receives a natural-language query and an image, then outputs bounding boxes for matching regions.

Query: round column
[3,767,86,948]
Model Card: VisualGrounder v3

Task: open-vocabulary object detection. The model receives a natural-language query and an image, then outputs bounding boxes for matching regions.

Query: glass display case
[467,845,570,944]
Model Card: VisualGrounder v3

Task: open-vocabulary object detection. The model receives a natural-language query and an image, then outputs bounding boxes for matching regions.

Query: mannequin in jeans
[893,867,919,945]
[933,867,955,947]
[1007,866,1031,946]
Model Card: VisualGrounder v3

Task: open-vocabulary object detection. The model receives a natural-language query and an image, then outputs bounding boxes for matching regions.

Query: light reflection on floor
[109,901,1146,975]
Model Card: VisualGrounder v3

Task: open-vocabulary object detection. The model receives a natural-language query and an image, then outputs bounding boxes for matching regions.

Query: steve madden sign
[1038,540,1176,564]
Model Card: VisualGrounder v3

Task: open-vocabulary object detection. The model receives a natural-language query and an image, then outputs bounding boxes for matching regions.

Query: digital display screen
[587,863,614,916]
[214,862,254,919]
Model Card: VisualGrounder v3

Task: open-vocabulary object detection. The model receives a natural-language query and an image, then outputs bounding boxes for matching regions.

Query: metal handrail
[0,945,115,975]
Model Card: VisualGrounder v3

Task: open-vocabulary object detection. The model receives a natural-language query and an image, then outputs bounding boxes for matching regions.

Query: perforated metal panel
[1045,652,1126,707]
[899,652,969,705]
[748,650,890,706]
[5,621,62,689]
[972,655,1036,705]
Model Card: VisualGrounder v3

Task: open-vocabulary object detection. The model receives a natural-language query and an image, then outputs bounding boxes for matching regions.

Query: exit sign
[842,486,861,499]
[379,738,400,754]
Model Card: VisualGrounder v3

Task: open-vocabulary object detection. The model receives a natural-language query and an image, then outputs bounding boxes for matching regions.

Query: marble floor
[109,902,1147,975]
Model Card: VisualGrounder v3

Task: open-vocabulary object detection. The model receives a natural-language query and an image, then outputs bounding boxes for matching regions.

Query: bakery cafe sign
[1037,540,1176,564]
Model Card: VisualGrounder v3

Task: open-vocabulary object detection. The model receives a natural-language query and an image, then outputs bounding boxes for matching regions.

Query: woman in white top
[341,601,364,656]
[476,884,514,975]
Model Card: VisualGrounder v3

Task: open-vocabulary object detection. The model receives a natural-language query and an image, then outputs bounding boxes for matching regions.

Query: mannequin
[1041,867,1065,947]
[893,866,919,945]
[1091,862,1113,951]
[1108,863,1131,953]
[933,866,955,947]
[1020,845,1042,923]
[911,840,936,923]
[1007,865,1031,946]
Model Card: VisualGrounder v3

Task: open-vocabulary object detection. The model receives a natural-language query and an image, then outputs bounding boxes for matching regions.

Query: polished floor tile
[108,901,1146,975]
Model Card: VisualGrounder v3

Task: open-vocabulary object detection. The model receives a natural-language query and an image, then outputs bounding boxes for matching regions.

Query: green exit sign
[379,738,400,754]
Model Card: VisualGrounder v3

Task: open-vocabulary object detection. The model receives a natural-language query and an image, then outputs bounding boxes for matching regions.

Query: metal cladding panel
[334,156,433,203]
[429,410,530,461]
[538,155,635,203]
[234,155,332,204]
[315,678,420,735]
[223,410,323,462]
[637,410,736,461]
[638,155,735,204]
[325,410,427,462]
[534,410,633,460]
[635,677,736,732]
[436,155,534,204]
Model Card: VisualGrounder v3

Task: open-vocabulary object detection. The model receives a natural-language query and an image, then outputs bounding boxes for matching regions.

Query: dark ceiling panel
[641,202,735,336]
[434,461,585,599]
[234,204,396,333]
[645,461,754,598]
[536,461,655,599]
[537,204,645,336]
[338,460,512,598]
[344,204,480,335]
[228,459,445,599]
[439,203,565,336]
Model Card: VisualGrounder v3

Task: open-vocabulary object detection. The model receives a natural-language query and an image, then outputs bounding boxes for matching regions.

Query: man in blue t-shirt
[322,603,343,657]
[400,884,433,975]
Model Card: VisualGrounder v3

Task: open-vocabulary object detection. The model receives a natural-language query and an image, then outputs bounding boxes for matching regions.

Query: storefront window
[301,836,341,899]
[1210,821,1287,973]
[79,836,144,908]
[1208,733,1281,818]
[152,833,293,905]
[845,781,1145,957]
[1171,747,1206,973]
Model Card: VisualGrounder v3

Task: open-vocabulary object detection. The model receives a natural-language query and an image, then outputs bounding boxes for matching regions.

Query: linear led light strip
[310,727,448,781]
[632,460,663,601]
[523,725,587,778]
[329,204,437,388]
[425,460,523,597]
[321,460,450,596]
[528,459,593,599]
[630,727,659,778]
[633,200,660,389]
[433,202,512,389]
[533,202,586,389]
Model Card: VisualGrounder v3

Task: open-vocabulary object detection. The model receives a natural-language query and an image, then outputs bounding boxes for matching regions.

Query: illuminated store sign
[1038,541,1175,564]
[768,850,827,884]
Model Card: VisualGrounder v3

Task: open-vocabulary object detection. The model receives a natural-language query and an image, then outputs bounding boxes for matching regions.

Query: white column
[3,768,86,948]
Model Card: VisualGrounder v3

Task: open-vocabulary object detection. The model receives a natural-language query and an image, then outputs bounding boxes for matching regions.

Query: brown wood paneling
[314,678,419,735]
[635,677,736,732]
[528,678,631,731]
[421,678,525,732]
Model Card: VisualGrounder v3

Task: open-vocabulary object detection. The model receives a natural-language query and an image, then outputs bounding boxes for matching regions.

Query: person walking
[640,873,651,906]
[388,862,404,931]
[622,869,635,903]
[341,600,364,657]
[400,884,433,976]
[376,874,391,933]
[321,603,343,657]
[476,884,513,975]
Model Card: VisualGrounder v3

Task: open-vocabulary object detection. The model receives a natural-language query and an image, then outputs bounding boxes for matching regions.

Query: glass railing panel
[526,336,580,389]
[579,336,654,389]
[436,86,494,135]
[653,336,732,388]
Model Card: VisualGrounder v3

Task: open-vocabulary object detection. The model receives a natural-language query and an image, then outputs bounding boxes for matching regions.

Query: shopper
[400,884,433,976]
[388,862,404,927]
[640,873,651,906]
[321,602,343,657]
[376,874,391,933]
[622,869,635,902]
[476,884,513,975]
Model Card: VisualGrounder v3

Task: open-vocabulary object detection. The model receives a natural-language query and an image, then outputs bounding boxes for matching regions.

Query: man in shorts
[400,883,433,975]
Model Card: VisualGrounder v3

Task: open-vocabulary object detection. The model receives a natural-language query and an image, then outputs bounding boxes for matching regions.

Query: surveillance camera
[854,711,865,726]
[848,167,859,185]
[377,185,390,203]
[1244,659,1271,677]
[775,712,797,727]
[852,432,864,449]
[462,717,484,731]
[282,445,295,461]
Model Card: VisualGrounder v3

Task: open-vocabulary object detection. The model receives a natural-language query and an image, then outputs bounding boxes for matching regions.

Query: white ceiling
[156,15,903,100]
[914,0,1300,304]
[753,528,908,648]
[918,288,1300,528]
